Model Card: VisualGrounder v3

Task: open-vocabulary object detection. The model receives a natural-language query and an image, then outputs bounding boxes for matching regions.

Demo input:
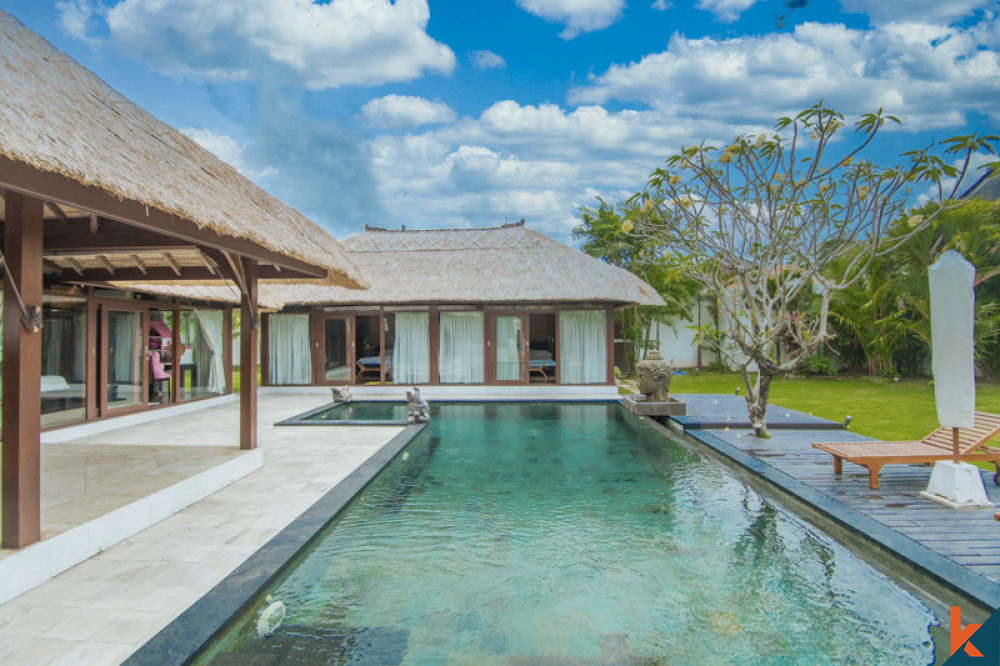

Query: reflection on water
[211,402,938,665]
[308,401,409,422]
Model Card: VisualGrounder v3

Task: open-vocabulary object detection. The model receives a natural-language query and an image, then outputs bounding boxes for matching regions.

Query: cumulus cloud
[361,95,457,128]
[696,0,762,23]
[839,0,995,26]
[55,0,104,44]
[63,0,455,89]
[516,0,626,39]
[180,127,275,182]
[471,50,507,70]
[651,0,673,10]
[570,18,1000,130]
[367,100,737,239]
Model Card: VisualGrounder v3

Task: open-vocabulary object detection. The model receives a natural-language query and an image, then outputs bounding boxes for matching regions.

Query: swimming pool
[277,400,410,425]
[204,402,938,663]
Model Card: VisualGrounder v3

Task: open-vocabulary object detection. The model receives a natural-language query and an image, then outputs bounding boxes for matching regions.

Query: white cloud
[55,0,104,45]
[65,0,455,89]
[570,18,1000,130]
[180,128,275,182]
[838,0,995,26]
[471,50,507,70]
[367,100,733,239]
[516,0,626,39]
[651,0,673,10]
[696,0,762,23]
[361,95,457,128]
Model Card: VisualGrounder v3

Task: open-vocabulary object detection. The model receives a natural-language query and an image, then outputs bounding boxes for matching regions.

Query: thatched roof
[268,221,665,307]
[0,11,366,288]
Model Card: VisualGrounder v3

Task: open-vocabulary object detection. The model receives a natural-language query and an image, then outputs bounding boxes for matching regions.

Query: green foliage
[802,354,837,376]
[573,197,699,372]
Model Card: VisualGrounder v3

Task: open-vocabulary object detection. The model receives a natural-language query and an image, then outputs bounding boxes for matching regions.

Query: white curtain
[196,310,225,393]
[439,312,484,384]
[269,314,311,385]
[496,316,521,381]
[393,312,430,384]
[110,311,138,383]
[559,310,607,384]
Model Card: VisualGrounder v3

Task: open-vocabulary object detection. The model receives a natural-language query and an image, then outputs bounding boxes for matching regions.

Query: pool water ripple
[210,402,938,665]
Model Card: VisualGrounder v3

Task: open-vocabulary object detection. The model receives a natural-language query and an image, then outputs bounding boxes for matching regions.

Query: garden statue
[636,350,672,402]
[331,386,353,403]
[406,386,430,424]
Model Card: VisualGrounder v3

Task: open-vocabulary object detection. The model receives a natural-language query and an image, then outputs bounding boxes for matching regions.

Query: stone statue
[331,386,353,403]
[406,386,430,424]
[636,350,672,402]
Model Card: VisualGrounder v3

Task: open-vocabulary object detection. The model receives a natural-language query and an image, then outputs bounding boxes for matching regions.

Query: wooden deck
[670,394,1000,599]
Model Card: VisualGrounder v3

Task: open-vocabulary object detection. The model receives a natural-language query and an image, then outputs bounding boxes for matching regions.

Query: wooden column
[606,305,616,385]
[429,305,439,385]
[2,192,44,548]
[378,307,386,384]
[240,258,258,450]
[85,288,98,421]
[259,312,270,387]
[223,307,233,394]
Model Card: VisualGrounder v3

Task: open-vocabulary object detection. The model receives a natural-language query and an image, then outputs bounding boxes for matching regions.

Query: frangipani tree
[633,103,998,436]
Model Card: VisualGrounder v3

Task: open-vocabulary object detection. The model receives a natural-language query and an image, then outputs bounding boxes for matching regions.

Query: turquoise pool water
[305,401,409,423]
[209,402,938,664]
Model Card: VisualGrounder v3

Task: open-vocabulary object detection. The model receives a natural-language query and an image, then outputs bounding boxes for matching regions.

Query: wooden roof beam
[58,263,293,283]
[45,201,68,222]
[96,254,116,275]
[130,254,148,275]
[162,251,182,276]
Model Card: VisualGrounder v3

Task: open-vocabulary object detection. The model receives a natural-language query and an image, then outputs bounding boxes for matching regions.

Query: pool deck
[668,394,1000,613]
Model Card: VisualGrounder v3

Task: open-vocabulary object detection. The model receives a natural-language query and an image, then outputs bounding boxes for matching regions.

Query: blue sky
[3,0,999,243]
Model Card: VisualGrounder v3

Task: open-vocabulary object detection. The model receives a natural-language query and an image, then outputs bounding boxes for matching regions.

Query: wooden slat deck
[672,394,1000,589]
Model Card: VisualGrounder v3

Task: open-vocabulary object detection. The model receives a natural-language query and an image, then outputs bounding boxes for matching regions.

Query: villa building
[258,222,665,388]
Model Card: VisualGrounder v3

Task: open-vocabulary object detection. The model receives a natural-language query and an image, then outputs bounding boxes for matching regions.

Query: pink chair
[149,350,172,402]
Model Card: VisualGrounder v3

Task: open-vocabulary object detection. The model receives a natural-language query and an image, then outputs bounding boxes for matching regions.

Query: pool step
[209,625,409,665]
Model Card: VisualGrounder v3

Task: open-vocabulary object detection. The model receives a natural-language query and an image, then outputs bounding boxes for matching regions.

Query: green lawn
[662,371,1000,442]
[231,367,261,393]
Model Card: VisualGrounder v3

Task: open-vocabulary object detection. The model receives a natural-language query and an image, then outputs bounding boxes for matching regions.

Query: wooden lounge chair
[812,411,1000,489]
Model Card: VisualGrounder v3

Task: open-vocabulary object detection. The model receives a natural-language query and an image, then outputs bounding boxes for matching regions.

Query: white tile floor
[0,394,403,664]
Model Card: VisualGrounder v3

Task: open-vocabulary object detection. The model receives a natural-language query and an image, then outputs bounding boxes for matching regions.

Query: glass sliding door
[439,312,484,384]
[41,295,87,427]
[494,315,526,383]
[392,311,429,384]
[558,310,608,384]
[324,316,351,383]
[106,309,144,410]
[529,313,557,383]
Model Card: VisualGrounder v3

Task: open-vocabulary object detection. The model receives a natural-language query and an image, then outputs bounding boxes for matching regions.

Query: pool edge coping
[122,423,426,666]
[642,415,1000,615]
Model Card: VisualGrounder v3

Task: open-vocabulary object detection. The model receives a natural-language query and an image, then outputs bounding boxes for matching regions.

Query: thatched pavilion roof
[268,221,666,307]
[0,11,365,288]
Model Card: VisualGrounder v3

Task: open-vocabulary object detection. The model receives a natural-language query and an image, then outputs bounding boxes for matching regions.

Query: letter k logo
[952,607,984,658]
